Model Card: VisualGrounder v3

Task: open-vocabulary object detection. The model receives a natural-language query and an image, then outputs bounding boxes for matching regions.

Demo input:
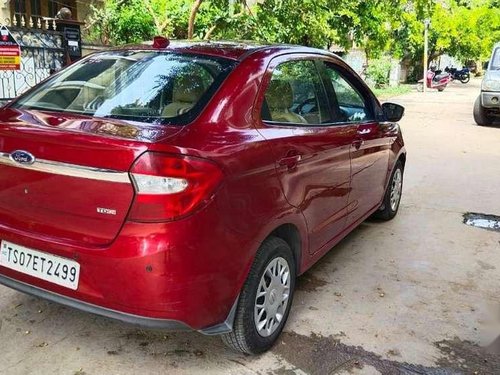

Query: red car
[0,38,405,354]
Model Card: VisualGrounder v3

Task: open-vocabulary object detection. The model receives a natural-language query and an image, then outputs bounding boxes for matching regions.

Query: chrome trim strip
[0,152,131,183]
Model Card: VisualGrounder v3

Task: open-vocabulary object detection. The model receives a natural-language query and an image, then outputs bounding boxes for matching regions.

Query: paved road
[1,79,499,375]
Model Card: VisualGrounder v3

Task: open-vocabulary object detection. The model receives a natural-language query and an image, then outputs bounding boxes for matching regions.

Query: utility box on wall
[56,20,83,64]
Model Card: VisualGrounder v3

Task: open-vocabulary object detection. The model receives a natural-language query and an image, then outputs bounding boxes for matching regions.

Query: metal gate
[0,18,65,101]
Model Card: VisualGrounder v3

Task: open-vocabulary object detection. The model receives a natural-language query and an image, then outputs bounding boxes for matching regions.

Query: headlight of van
[482,79,500,91]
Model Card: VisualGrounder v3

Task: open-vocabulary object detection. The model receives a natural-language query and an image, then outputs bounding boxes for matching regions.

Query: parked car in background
[474,43,500,126]
[0,38,406,354]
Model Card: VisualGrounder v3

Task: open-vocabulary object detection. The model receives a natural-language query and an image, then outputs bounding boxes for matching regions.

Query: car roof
[113,39,334,61]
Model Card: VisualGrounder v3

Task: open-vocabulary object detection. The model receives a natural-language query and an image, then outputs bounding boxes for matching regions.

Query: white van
[474,43,500,126]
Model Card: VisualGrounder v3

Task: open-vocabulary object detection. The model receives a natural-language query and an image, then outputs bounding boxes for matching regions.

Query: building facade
[0,1,94,25]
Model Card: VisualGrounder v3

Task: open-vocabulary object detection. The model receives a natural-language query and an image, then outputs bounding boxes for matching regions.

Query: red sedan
[0,38,405,354]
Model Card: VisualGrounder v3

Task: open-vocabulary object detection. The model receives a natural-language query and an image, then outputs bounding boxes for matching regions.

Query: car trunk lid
[0,108,182,246]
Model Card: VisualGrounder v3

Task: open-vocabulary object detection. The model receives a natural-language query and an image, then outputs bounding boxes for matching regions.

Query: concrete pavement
[0,79,499,374]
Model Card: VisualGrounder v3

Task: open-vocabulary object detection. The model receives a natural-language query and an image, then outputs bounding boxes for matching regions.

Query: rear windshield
[12,51,236,124]
[490,48,500,70]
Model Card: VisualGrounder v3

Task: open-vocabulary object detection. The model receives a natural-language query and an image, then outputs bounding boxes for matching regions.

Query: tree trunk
[188,0,203,39]
[203,24,217,40]
[144,0,163,34]
[428,49,444,67]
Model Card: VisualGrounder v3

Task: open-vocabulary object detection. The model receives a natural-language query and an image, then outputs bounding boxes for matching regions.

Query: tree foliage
[366,57,393,87]
[392,0,500,63]
[85,0,500,65]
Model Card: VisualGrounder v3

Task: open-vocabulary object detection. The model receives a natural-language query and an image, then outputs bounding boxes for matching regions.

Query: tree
[85,0,500,78]
[86,0,191,44]
[376,0,500,80]
[188,0,203,39]
[86,0,156,44]
[251,0,337,48]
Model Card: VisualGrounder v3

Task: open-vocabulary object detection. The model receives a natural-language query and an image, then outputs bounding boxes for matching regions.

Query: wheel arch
[200,221,304,336]
[267,223,302,275]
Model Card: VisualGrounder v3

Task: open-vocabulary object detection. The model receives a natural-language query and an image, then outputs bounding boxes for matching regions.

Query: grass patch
[371,84,412,100]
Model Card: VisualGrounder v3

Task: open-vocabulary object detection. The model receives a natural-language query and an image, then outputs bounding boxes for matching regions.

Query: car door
[255,56,357,254]
[321,61,392,225]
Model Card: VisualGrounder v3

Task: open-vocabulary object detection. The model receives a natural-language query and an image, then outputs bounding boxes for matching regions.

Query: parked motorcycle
[417,68,452,92]
[444,66,470,84]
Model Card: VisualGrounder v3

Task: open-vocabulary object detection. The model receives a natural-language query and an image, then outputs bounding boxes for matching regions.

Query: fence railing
[11,15,58,31]
[0,17,65,100]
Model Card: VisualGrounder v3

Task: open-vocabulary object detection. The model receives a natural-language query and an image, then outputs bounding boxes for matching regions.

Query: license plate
[0,240,80,290]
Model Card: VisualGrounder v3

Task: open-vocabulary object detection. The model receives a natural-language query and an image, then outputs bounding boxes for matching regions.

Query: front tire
[221,237,296,354]
[416,82,424,92]
[372,161,404,221]
[473,96,493,126]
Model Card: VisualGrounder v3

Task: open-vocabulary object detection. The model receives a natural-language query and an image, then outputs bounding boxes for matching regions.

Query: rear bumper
[0,200,257,332]
[0,273,237,335]
[0,274,190,330]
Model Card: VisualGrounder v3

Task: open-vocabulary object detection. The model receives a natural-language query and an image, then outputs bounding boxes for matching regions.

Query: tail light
[128,152,223,222]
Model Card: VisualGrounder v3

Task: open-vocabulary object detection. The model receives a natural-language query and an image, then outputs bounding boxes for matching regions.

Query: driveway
[1,79,499,375]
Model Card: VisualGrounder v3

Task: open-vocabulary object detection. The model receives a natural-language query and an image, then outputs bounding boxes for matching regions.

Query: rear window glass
[12,51,236,124]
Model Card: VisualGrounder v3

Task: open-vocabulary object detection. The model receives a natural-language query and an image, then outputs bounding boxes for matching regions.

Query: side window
[262,60,331,125]
[323,64,372,123]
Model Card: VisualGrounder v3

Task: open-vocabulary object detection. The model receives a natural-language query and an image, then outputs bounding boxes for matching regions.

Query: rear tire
[437,87,445,92]
[473,96,493,126]
[460,74,470,84]
[372,161,404,221]
[221,237,296,354]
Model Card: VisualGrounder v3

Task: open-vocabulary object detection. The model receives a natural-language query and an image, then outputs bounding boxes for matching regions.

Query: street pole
[423,19,430,93]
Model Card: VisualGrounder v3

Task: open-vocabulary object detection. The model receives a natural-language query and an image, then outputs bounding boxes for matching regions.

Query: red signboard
[0,26,20,71]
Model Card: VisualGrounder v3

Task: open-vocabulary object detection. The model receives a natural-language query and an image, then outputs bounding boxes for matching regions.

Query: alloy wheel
[254,257,291,337]
[390,168,403,211]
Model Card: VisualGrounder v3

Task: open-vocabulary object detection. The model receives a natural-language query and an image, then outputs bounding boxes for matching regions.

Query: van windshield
[490,48,500,70]
[12,51,236,124]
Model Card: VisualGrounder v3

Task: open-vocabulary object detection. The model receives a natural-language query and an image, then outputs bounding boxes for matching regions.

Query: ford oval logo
[10,150,36,165]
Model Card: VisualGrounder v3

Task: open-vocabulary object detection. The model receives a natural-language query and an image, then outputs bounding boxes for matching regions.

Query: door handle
[352,138,364,149]
[278,154,302,169]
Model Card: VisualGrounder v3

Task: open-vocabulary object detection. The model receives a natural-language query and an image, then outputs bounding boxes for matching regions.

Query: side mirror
[382,102,405,122]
